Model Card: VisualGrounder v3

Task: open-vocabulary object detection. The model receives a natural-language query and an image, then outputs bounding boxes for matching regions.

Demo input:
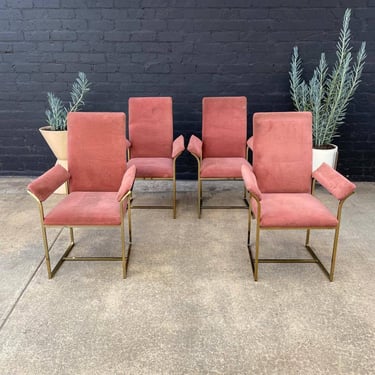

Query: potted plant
[39,72,90,192]
[289,8,366,171]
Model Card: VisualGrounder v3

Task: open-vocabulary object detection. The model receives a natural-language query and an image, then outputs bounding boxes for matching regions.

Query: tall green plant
[45,72,91,131]
[289,9,366,147]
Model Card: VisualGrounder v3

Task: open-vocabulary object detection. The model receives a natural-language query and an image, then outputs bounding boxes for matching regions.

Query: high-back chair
[27,112,136,279]
[242,112,356,281]
[127,97,185,219]
[187,96,252,218]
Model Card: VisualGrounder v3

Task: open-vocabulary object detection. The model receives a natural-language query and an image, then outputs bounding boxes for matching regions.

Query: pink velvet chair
[27,112,136,279]
[127,97,185,219]
[187,97,252,217]
[242,112,356,281]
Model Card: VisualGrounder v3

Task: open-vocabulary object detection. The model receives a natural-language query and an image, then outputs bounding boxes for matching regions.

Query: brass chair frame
[28,182,133,279]
[127,149,180,219]
[191,148,250,219]
[246,181,353,281]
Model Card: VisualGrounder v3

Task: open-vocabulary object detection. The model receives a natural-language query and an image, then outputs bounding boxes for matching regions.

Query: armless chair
[27,112,136,279]
[242,112,356,281]
[127,97,185,219]
[187,96,252,218]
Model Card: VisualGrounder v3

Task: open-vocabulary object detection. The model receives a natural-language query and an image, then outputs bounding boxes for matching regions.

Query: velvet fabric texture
[253,112,312,193]
[67,112,127,192]
[129,97,173,158]
[44,192,127,226]
[251,193,338,228]
[201,157,251,178]
[313,163,356,200]
[127,158,173,178]
[28,164,70,202]
[187,134,203,159]
[241,164,262,201]
[202,97,247,158]
[172,135,185,159]
[116,165,136,202]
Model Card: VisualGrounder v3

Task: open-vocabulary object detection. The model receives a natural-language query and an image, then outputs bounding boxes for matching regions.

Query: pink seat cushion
[202,97,247,158]
[201,157,251,178]
[252,193,338,228]
[128,158,173,178]
[44,192,127,226]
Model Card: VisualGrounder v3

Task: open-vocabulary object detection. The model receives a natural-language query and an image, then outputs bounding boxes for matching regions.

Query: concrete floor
[0,177,374,375]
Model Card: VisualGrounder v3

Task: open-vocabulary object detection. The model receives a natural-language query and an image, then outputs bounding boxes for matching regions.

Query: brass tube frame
[191,152,249,219]
[246,189,353,282]
[28,190,133,279]
[129,157,179,219]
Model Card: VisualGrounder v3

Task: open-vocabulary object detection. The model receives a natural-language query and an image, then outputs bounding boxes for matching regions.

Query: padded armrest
[241,164,262,201]
[172,135,185,159]
[27,164,70,202]
[247,136,253,151]
[312,163,356,200]
[117,165,136,202]
[187,135,202,159]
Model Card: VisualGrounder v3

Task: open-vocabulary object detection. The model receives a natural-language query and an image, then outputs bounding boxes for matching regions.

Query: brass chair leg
[198,176,202,219]
[254,223,260,282]
[329,226,341,281]
[41,226,52,279]
[173,175,177,219]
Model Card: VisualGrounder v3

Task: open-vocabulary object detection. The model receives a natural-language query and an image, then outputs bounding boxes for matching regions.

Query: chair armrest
[27,164,70,202]
[241,164,262,201]
[187,135,202,159]
[172,135,185,159]
[117,165,136,202]
[125,138,131,149]
[247,136,253,151]
[312,163,356,200]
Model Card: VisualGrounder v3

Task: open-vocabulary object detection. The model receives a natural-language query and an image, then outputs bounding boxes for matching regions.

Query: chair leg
[121,220,127,279]
[254,222,260,282]
[329,226,341,282]
[198,177,202,219]
[40,226,75,279]
[173,175,177,219]
[128,202,132,244]
[41,226,52,279]
[305,227,341,282]
[247,204,260,281]
[121,200,134,279]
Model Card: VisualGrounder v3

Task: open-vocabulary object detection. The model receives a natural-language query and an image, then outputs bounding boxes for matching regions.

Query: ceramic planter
[312,144,338,171]
[39,126,68,194]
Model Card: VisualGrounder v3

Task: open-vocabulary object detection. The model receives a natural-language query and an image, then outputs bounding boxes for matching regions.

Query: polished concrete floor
[0,177,374,374]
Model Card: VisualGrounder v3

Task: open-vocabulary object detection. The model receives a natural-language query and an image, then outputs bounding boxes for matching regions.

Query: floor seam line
[0,255,45,331]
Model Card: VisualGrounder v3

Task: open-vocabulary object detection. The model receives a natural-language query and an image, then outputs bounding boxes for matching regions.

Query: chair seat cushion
[128,157,173,178]
[201,157,251,178]
[44,192,126,226]
[252,193,338,228]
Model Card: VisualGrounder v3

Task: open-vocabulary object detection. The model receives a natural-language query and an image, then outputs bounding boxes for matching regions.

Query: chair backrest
[202,96,247,158]
[67,112,127,192]
[128,97,173,158]
[253,112,312,193]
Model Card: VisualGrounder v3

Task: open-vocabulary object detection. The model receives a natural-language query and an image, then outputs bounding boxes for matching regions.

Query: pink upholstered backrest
[253,112,312,193]
[128,97,173,158]
[202,97,247,158]
[67,112,126,192]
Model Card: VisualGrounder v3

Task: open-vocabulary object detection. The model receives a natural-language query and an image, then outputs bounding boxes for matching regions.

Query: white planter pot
[312,144,338,171]
[39,126,68,194]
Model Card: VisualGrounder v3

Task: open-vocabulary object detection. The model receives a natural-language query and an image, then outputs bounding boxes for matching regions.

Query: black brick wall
[0,0,374,180]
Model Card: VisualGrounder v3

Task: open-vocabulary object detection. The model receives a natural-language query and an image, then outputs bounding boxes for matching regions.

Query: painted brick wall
[0,0,374,180]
